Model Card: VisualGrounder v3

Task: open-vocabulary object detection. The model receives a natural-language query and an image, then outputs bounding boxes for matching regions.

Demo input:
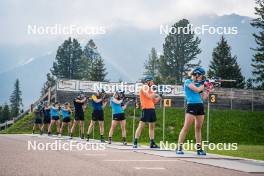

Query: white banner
[56,79,185,96]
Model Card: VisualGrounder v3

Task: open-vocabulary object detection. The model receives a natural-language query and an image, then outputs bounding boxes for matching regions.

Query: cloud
[0,0,256,45]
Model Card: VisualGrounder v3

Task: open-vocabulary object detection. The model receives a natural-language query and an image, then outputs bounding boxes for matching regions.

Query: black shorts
[62,117,71,123]
[140,109,156,123]
[43,117,51,124]
[92,110,104,121]
[186,103,205,116]
[112,113,125,121]
[52,116,60,121]
[34,118,42,124]
[75,111,84,121]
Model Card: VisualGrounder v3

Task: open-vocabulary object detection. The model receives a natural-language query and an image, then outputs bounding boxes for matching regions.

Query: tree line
[144,0,264,89]
[41,38,107,95]
[0,79,23,123]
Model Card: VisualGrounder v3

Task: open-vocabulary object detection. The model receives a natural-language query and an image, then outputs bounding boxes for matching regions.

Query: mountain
[0,14,257,106]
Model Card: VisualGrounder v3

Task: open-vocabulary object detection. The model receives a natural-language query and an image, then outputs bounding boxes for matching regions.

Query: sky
[0,0,256,46]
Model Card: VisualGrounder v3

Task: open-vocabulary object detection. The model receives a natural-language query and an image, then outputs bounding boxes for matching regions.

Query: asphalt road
[0,134,262,176]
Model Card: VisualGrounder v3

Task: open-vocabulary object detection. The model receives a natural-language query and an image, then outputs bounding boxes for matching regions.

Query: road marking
[133,167,166,170]
[104,159,179,162]
[85,154,107,156]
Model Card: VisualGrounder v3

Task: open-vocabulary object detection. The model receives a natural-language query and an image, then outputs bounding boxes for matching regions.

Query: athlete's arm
[112,98,122,104]
[75,97,87,103]
[200,92,209,100]
[143,91,157,99]
[188,83,205,93]
[102,101,108,108]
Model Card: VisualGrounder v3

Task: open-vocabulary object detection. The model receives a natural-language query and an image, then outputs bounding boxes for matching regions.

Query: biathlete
[176,67,211,155]
[59,102,72,136]
[32,104,43,134]
[70,93,87,139]
[41,101,51,135]
[48,102,61,136]
[133,76,161,148]
[108,91,132,145]
[87,91,107,142]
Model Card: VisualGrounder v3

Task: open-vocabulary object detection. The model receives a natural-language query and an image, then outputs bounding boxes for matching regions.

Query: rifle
[205,77,237,87]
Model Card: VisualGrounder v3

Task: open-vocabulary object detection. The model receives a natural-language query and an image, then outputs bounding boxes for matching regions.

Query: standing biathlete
[108,91,131,145]
[87,91,107,142]
[176,67,210,155]
[48,102,61,136]
[70,93,87,139]
[133,76,161,148]
[41,101,51,135]
[59,102,72,136]
[32,104,43,134]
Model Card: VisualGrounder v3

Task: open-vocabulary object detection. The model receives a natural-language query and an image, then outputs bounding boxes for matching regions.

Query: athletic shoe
[101,138,105,143]
[86,137,89,142]
[108,139,112,144]
[81,134,84,140]
[176,150,184,155]
[48,132,51,136]
[69,133,73,139]
[197,149,206,156]
[133,144,138,148]
[150,143,160,149]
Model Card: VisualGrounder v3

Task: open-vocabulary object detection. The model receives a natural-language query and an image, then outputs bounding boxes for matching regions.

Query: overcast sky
[0,0,256,45]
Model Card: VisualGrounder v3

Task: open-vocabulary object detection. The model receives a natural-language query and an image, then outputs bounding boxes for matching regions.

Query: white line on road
[104,159,180,162]
[133,167,166,170]
[85,154,107,156]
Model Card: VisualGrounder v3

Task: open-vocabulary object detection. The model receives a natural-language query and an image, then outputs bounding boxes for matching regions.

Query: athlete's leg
[99,121,104,135]
[48,120,55,133]
[120,120,126,138]
[195,115,205,145]
[60,122,65,134]
[32,123,36,132]
[80,120,84,135]
[135,121,145,139]
[56,120,60,134]
[149,122,155,140]
[87,120,96,135]
[108,120,118,138]
[67,122,71,135]
[70,120,77,134]
[38,124,42,131]
[178,113,195,144]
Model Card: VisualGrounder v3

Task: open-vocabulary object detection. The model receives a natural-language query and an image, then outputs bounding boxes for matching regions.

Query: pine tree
[0,106,3,123]
[9,79,23,117]
[51,38,84,79]
[83,40,107,81]
[41,73,56,96]
[1,104,10,123]
[251,0,264,89]
[160,19,201,84]
[90,58,107,81]
[246,78,254,89]
[208,36,245,88]
[144,48,159,78]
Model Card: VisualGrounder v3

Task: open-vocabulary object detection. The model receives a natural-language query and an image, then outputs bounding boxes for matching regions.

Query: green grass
[2,106,264,160]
